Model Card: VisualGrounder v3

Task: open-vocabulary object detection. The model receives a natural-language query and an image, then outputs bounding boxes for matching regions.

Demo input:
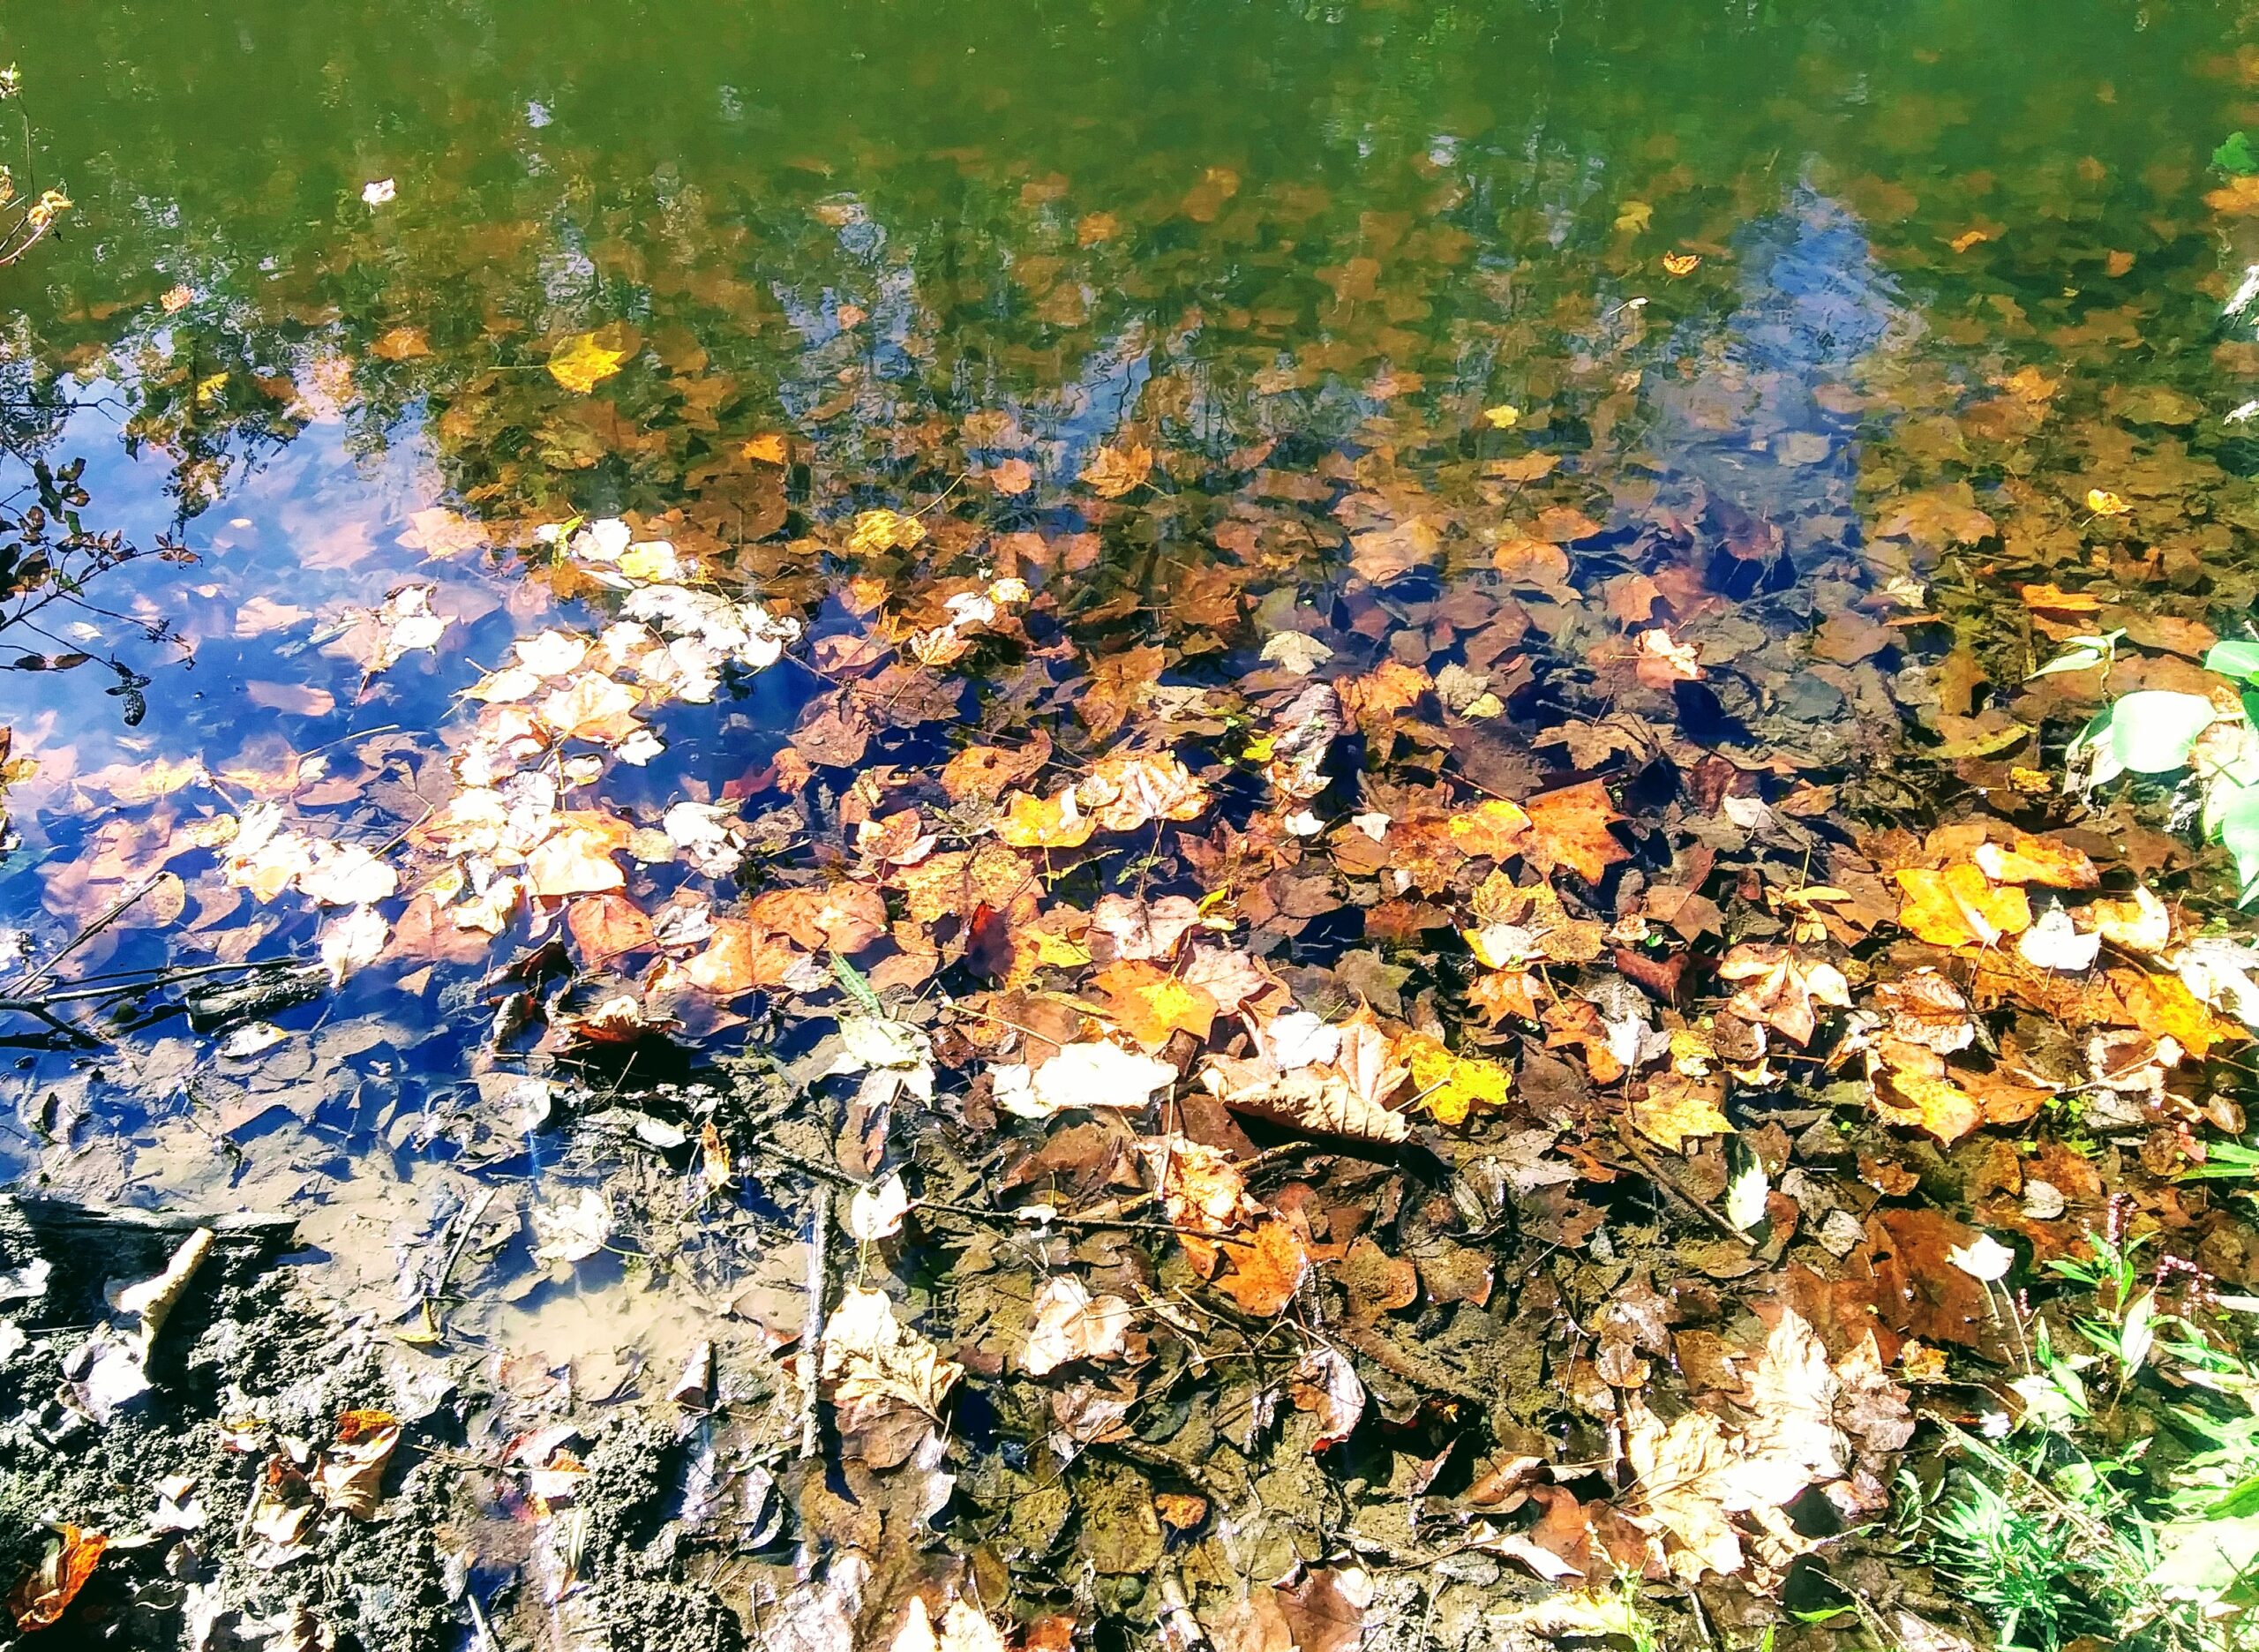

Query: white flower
[1948,1232,2015,1283]
[361,178,395,206]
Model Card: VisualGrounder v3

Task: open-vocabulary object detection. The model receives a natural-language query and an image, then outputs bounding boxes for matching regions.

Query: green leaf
[2217,785,2259,905]
[2029,629,2124,680]
[829,950,884,1017]
[2207,639,2259,682]
[2152,1513,2259,1596]
[2108,690,2219,774]
[2218,131,2259,175]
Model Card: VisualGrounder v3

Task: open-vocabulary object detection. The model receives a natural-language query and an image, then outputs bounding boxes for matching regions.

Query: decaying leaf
[7,1525,104,1632]
[1019,1275,1135,1375]
[313,1409,401,1519]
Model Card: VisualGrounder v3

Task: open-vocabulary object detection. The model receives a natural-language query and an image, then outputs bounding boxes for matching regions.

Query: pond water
[6,0,2259,1642]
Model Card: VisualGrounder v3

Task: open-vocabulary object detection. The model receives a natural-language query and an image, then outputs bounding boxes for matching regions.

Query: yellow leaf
[995,788,1096,850]
[1632,1070,1731,1152]
[547,332,628,394]
[1397,1031,1509,1126]
[1893,864,2030,949]
[846,508,926,555]
[1095,959,1218,1049]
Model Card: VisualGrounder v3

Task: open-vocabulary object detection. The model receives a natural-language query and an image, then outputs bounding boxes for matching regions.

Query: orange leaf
[2108,968,2238,1058]
[1095,960,1219,1049]
[566,894,655,965]
[744,882,889,953]
[1893,864,2030,948]
[1445,799,1532,859]
[9,1525,104,1632]
[684,919,804,995]
[1211,1217,1310,1316]
[1970,834,2099,890]
[1523,781,1631,882]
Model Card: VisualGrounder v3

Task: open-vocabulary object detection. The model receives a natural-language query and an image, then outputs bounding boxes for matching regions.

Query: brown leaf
[1715,945,1850,1046]
[1080,442,1153,499]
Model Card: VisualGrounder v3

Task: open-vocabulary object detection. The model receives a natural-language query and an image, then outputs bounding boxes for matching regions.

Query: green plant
[2062,640,2259,903]
[1927,1422,2158,1652]
[1919,1225,2259,1651]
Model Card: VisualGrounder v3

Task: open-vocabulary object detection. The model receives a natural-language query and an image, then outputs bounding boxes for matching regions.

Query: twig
[432,1188,496,1302]
[18,869,165,992]
[1610,1130,1752,1247]
[799,1184,829,1461]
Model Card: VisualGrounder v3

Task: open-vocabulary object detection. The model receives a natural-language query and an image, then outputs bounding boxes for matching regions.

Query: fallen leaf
[1095,960,1219,1048]
[314,1410,400,1519]
[1210,1218,1310,1316]
[8,1525,104,1632]
[548,331,629,394]
[1524,781,1631,882]
[1081,442,1154,498]
[1893,864,2030,948]
[1020,1275,1135,1375]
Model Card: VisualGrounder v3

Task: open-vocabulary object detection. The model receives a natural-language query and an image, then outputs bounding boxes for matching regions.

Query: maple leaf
[682,918,803,995]
[1210,1216,1310,1316]
[1080,441,1154,498]
[1872,1066,1983,1144]
[940,731,1052,802]
[1397,1031,1509,1126]
[744,882,889,952]
[1622,1399,1746,1579]
[1523,780,1631,882]
[1970,833,2099,889]
[821,1286,962,1418]
[1715,944,1850,1046]
[566,893,656,965]
[546,331,629,394]
[1079,751,1209,830]
[846,507,927,555]
[996,786,1097,850]
[1632,1070,1731,1152]
[1094,959,1219,1049]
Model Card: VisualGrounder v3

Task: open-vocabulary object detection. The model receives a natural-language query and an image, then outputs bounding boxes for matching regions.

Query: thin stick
[799,1184,830,1461]
[19,870,163,991]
